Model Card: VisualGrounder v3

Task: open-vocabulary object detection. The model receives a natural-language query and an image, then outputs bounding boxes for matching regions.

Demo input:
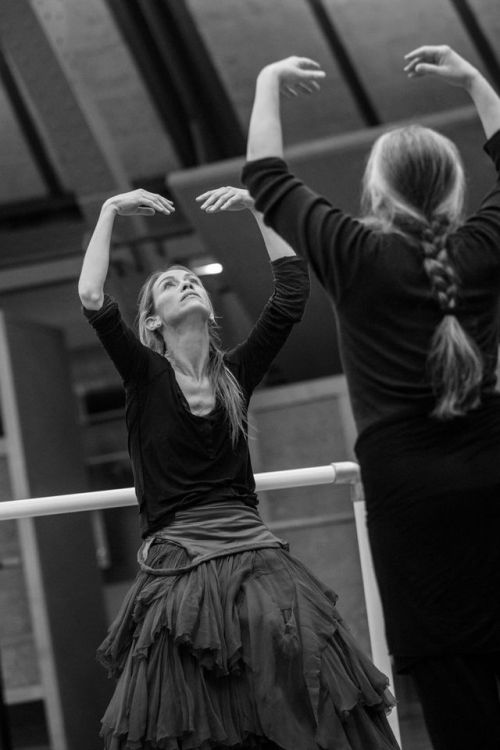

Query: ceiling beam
[0,0,153,281]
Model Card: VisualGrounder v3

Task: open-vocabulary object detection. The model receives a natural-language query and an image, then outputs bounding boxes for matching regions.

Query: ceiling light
[193,262,223,276]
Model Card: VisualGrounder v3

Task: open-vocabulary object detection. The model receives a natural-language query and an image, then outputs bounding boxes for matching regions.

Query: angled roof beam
[0,0,152,278]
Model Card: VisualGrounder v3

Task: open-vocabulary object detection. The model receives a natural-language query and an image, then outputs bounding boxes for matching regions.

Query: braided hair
[421,218,482,418]
[361,124,483,419]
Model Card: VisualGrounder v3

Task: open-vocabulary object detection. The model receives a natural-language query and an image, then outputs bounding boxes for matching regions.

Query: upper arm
[242,158,375,302]
[228,257,309,394]
[458,182,500,253]
[456,132,500,261]
[83,296,149,383]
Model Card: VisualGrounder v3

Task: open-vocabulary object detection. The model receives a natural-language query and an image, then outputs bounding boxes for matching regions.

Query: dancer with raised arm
[243,46,500,750]
[79,186,398,750]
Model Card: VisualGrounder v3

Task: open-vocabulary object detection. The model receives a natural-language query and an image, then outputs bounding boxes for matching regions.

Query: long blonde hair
[361,125,482,419]
[137,266,245,445]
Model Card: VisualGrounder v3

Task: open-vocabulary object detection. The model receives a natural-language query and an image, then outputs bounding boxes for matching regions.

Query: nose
[181,278,194,290]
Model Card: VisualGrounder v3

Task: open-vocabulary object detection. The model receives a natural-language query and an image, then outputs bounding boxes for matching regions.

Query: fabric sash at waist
[138,499,288,576]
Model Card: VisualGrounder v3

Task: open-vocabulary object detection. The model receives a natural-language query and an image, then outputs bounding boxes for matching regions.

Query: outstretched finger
[404,46,432,60]
[138,197,161,213]
[409,62,440,78]
[196,187,230,209]
[200,190,233,211]
[150,195,173,214]
[196,190,214,202]
[297,81,320,94]
[205,191,235,212]
[196,187,227,201]
[197,190,222,209]
[196,192,216,209]
[403,57,421,73]
[296,57,322,69]
[199,196,218,210]
[299,70,326,82]
[157,194,175,209]
[404,45,444,63]
[212,195,240,212]
[149,197,171,215]
[403,57,422,77]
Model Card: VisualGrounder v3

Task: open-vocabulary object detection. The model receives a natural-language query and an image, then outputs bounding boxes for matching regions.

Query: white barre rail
[0,462,360,521]
[0,461,401,744]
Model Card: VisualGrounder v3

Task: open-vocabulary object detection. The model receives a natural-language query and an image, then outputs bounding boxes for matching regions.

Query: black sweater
[84,257,309,537]
[242,131,500,436]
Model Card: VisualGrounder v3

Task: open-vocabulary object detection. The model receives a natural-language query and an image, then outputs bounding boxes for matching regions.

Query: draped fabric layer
[98,503,398,750]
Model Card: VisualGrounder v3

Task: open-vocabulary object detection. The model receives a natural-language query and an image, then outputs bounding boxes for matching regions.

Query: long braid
[421,217,483,419]
[421,217,458,313]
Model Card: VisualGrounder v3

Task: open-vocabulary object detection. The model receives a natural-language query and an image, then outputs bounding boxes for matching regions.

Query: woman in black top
[79,186,398,750]
[242,45,500,750]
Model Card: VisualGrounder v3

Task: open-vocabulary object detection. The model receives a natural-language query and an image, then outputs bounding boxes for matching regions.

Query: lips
[181,291,200,301]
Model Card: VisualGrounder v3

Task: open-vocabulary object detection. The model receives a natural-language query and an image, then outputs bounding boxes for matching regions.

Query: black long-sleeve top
[242,131,500,437]
[84,257,309,537]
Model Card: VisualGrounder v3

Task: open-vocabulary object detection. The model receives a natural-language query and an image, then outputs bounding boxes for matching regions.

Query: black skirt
[97,502,398,750]
[356,397,500,673]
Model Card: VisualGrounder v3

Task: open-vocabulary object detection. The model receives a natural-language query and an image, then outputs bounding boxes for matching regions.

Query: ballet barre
[0,462,401,744]
[0,462,360,520]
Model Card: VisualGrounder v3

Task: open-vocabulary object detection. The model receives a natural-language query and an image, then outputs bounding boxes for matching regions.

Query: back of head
[361,125,482,419]
[361,124,465,230]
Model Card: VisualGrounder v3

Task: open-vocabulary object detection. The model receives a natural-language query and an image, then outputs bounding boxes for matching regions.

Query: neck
[163,322,210,380]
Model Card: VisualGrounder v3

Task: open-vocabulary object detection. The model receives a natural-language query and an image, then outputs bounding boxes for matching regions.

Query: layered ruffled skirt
[97,502,398,750]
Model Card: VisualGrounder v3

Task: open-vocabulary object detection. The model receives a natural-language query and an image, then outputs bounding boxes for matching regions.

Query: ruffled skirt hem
[98,541,398,750]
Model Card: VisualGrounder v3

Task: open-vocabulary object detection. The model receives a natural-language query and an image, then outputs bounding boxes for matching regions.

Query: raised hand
[79,192,173,311]
[404,45,479,89]
[196,186,254,212]
[263,56,326,98]
[105,189,175,216]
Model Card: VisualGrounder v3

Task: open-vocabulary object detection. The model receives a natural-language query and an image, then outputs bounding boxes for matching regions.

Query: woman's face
[151,268,213,327]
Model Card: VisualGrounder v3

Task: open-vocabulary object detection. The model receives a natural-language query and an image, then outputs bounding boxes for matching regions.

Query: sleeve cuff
[82,293,117,322]
[241,157,289,185]
[483,128,500,166]
[270,256,307,270]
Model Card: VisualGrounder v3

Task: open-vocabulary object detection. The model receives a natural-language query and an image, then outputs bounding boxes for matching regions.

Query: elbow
[78,285,103,310]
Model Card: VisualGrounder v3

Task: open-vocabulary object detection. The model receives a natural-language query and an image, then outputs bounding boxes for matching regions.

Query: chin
[172,300,211,325]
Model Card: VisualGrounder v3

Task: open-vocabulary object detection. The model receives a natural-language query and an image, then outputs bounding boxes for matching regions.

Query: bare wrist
[258,65,281,85]
[463,67,482,94]
[101,199,119,217]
